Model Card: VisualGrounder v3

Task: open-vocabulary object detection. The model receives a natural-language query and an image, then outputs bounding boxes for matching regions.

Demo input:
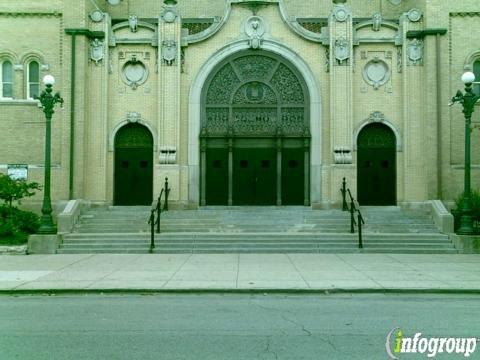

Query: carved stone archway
[199,50,310,206]
[188,40,322,207]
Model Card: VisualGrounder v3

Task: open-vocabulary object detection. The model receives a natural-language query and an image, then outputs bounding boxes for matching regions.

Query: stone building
[0,0,479,210]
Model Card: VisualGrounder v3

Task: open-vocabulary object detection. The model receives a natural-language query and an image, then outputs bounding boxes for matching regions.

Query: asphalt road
[0,293,479,360]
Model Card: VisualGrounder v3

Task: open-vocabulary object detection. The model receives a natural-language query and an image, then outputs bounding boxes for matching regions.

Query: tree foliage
[0,173,41,208]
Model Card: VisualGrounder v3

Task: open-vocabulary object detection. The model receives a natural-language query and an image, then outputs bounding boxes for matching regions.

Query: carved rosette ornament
[407,8,423,22]
[332,8,349,22]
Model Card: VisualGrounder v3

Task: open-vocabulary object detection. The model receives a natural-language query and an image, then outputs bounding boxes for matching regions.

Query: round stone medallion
[122,61,148,89]
[407,8,423,22]
[163,9,177,23]
[363,59,390,90]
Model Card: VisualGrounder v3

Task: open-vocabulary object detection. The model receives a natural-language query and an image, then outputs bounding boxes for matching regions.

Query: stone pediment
[110,20,157,47]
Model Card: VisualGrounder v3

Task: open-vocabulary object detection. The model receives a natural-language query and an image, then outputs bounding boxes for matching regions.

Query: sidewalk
[0,253,480,292]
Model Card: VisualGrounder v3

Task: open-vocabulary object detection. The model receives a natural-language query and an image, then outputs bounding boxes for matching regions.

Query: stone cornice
[450,12,480,17]
[0,12,62,17]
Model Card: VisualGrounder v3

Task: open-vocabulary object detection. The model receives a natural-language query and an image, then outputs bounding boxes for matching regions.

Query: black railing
[148,177,170,253]
[341,179,365,249]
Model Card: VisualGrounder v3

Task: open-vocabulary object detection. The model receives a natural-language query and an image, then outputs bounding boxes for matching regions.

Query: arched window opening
[473,59,480,96]
[27,61,40,99]
[1,60,13,98]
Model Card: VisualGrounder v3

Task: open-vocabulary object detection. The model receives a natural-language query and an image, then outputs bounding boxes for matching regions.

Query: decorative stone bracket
[334,146,352,164]
[159,146,177,164]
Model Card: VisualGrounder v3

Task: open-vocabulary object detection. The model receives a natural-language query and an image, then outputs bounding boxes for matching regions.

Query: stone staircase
[57,206,457,254]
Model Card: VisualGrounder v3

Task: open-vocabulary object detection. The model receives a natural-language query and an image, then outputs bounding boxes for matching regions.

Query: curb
[1,288,480,295]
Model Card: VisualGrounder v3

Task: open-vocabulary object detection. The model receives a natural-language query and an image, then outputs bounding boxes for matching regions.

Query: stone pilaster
[157,1,182,202]
[401,13,427,202]
[84,14,110,203]
[328,1,354,203]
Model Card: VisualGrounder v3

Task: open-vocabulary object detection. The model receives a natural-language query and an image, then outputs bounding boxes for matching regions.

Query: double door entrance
[204,141,307,206]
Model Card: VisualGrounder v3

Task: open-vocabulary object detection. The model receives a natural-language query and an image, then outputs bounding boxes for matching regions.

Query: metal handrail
[342,182,365,249]
[340,177,348,211]
[147,177,170,254]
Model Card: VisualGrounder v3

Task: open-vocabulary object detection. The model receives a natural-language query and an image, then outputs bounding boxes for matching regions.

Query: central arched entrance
[114,123,153,205]
[200,50,310,206]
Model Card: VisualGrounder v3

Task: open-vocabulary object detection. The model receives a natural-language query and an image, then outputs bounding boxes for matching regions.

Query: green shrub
[0,219,19,238]
[12,208,40,234]
[453,190,480,233]
[0,174,41,244]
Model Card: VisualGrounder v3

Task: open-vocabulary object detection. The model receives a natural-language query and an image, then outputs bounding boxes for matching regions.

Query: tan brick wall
[1,0,479,209]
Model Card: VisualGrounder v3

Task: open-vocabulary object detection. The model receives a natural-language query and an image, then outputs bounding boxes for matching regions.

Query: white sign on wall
[7,164,28,180]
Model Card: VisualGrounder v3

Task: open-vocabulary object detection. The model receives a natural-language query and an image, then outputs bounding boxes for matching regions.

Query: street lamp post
[36,75,64,234]
[451,71,480,235]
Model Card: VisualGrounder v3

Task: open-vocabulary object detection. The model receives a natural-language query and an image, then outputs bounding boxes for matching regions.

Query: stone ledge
[0,245,27,255]
[451,234,480,254]
[27,234,60,254]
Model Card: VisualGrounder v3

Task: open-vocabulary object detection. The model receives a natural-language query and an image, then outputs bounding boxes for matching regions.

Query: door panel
[206,148,229,205]
[233,148,276,205]
[282,148,305,205]
[357,148,396,205]
[115,148,153,205]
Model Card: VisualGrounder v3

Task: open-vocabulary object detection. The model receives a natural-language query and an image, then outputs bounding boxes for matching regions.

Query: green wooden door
[357,124,396,206]
[114,124,153,206]
[282,148,305,205]
[206,148,229,205]
[233,148,276,205]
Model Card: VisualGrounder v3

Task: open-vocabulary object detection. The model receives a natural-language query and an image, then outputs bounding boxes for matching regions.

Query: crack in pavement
[264,336,279,360]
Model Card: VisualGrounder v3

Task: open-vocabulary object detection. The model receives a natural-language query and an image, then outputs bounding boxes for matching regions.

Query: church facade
[0,0,479,210]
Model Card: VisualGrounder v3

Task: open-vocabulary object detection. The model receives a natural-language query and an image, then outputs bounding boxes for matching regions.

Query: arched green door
[357,123,396,205]
[114,123,153,205]
[201,51,310,206]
